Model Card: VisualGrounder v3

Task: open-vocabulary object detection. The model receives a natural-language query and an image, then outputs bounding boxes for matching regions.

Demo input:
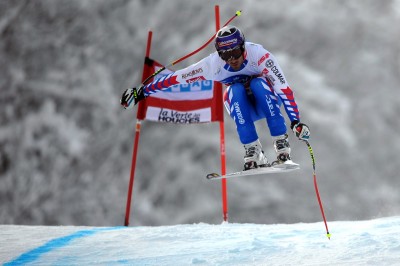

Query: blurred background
[1,0,399,227]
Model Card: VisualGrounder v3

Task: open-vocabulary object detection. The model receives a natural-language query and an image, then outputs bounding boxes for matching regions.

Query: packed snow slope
[2,216,400,265]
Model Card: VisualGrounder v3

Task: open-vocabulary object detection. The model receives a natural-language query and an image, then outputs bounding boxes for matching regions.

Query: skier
[121,25,310,170]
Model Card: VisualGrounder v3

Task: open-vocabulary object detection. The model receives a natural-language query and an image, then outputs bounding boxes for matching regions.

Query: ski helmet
[214,25,245,52]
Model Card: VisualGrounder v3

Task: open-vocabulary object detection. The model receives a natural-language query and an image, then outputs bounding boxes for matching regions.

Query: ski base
[206,160,300,180]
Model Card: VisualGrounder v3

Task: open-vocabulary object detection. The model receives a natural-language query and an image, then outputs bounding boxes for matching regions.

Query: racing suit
[142,42,300,144]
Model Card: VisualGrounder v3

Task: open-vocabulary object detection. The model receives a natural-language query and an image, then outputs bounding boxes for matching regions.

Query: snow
[2,216,400,265]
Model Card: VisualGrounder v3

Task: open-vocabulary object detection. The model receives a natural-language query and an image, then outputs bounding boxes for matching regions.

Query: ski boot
[243,139,269,170]
[271,134,291,166]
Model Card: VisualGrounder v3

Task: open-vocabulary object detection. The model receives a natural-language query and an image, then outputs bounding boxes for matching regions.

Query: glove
[291,120,310,140]
[120,85,146,109]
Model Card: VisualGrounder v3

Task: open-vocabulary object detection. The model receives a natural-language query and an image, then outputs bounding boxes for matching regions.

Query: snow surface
[2,216,400,265]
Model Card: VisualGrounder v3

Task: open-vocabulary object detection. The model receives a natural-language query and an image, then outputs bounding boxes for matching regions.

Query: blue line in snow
[4,227,123,265]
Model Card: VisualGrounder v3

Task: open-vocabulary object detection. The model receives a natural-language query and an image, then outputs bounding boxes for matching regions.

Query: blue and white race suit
[143,42,300,144]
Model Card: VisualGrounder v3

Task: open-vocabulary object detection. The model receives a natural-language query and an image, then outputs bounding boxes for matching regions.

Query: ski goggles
[218,46,243,61]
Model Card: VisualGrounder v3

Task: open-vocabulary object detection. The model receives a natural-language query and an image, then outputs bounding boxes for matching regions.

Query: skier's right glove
[291,121,310,140]
[120,85,146,109]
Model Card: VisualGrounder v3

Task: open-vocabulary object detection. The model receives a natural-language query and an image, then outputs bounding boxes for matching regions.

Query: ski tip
[206,173,221,180]
[271,160,300,170]
[282,160,299,166]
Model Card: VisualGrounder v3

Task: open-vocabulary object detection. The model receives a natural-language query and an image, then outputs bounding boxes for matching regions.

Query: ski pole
[140,10,242,86]
[304,140,331,240]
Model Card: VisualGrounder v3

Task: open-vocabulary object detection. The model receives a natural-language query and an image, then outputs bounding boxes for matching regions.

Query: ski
[206,161,300,180]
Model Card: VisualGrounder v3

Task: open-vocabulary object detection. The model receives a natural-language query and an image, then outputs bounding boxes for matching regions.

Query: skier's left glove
[291,121,310,140]
[120,85,146,109]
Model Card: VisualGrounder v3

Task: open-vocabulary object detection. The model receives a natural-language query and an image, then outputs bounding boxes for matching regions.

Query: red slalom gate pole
[124,31,153,226]
[124,120,142,226]
[215,5,229,222]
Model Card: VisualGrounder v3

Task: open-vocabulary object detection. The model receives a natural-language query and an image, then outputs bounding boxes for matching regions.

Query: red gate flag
[136,58,223,123]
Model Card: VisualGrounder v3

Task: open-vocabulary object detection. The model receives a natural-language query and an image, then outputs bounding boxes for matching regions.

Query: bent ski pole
[304,140,331,240]
[141,10,242,86]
